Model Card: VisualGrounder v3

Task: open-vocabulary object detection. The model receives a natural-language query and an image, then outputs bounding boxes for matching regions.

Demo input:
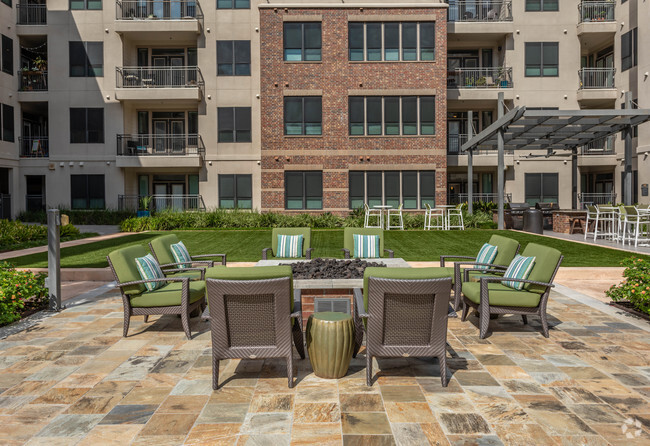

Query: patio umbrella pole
[623,92,633,206]
[47,208,62,312]
[497,92,505,230]
[467,110,473,215]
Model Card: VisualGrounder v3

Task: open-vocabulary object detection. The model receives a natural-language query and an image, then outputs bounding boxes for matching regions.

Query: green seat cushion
[108,244,150,295]
[519,243,562,294]
[150,234,181,265]
[271,228,311,258]
[462,281,541,308]
[426,267,499,285]
[487,234,520,267]
[130,280,206,308]
[165,270,203,280]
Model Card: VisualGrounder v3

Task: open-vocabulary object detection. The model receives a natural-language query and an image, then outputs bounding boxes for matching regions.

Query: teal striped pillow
[474,243,498,270]
[353,234,380,258]
[170,241,192,268]
[135,254,165,292]
[277,234,303,258]
[502,255,536,290]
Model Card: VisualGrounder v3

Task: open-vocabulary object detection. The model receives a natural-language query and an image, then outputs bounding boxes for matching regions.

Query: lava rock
[291,258,386,279]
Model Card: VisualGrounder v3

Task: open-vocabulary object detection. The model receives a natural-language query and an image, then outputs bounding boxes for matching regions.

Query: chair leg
[439,354,449,387]
[286,354,294,388]
[461,301,470,321]
[540,312,550,338]
[212,356,220,390]
[292,319,306,359]
[123,307,131,337]
[521,315,528,325]
[143,315,149,323]
[366,350,373,386]
[181,309,192,340]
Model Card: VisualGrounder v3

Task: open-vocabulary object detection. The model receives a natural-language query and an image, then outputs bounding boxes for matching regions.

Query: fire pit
[291,258,386,280]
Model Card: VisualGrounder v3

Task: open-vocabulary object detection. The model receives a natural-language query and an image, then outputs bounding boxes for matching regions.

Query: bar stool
[364,203,382,228]
[387,203,404,230]
[623,206,650,247]
[424,204,444,230]
[447,204,465,230]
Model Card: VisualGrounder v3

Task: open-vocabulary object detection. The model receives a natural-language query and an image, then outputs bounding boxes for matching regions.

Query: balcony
[115,0,203,35]
[116,133,205,168]
[447,1,513,35]
[577,1,616,38]
[447,134,514,166]
[452,193,512,205]
[578,192,616,208]
[447,67,514,101]
[115,66,203,101]
[580,135,615,155]
[17,3,47,25]
[18,71,47,91]
[577,68,617,105]
[19,137,49,157]
[118,194,206,212]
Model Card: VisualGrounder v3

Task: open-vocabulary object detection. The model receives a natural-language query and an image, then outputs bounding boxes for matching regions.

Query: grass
[7,229,648,268]
[0,232,99,253]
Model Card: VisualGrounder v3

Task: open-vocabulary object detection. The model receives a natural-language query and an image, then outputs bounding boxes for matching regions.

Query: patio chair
[107,245,206,339]
[460,243,563,338]
[149,234,226,280]
[386,203,404,230]
[205,265,305,389]
[342,227,394,259]
[424,204,444,230]
[353,267,452,386]
[262,227,314,260]
[364,203,383,228]
[447,204,465,230]
[622,206,650,247]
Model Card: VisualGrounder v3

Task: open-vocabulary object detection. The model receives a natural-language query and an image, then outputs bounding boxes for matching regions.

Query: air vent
[314,297,350,314]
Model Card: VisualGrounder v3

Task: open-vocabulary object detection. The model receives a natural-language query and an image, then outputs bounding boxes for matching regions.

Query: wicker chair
[342,227,394,259]
[149,234,226,280]
[460,243,563,339]
[107,245,206,339]
[262,227,314,260]
[353,267,452,387]
[205,266,305,389]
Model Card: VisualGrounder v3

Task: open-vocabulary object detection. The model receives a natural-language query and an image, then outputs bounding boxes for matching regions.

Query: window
[284,97,322,135]
[348,96,435,136]
[2,104,14,142]
[284,23,321,61]
[1,35,12,75]
[525,42,558,77]
[217,40,250,76]
[621,28,638,72]
[348,171,435,209]
[1,0,11,7]
[217,0,249,9]
[348,22,435,62]
[71,175,105,210]
[70,0,102,10]
[217,107,251,142]
[285,171,322,210]
[69,42,103,77]
[525,173,558,205]
[70,108,104,143]
[219,174,252,209]
[525,0,558,11]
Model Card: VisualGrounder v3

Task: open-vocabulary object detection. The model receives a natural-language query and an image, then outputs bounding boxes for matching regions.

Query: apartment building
[0,0,647,219]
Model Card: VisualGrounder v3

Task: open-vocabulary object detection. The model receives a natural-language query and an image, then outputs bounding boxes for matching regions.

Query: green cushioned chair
[342,228,394,259]
[262,228,313,260]
[460,242,563,339]
[149,234,226,280]
[353,267,452,386]
[107,244,206,339]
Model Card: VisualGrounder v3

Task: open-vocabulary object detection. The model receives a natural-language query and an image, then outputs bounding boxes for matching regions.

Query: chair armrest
[192,254,226,266]
[117,276,189,287]
[440,255,476,267]
[342,248,350,259]
[463,267,508,281]
[456,261,506,269]
[384,249,394,258]
[306,248,314,260]
[160,261,210,268]
[353,288,369,318]
[262,248,272,260]
[479,276,555,288]
[291,289,302,319]
[163,267,206,280]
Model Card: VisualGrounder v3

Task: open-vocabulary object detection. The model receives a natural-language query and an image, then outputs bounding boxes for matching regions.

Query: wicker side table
[306,312,355,379]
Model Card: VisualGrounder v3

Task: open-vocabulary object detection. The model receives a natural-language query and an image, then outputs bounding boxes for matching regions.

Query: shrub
[0,262,47,325]
[606,257,650,315]
[18,209,135,225]
[0,220,84,251]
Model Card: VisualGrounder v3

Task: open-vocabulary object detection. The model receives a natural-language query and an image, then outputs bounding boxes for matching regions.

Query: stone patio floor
[1,287,649,446]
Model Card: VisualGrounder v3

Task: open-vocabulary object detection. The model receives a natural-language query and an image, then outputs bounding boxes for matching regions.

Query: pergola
[461,92,650,229]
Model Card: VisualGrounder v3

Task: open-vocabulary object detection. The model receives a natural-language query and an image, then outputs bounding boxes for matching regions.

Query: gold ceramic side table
[306,312,355,379]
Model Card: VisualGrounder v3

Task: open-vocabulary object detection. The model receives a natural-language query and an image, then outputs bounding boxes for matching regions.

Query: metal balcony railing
[116,0,203,22]
[26,194,46,212]
[19,137,49,157]
[17,3,47,25]
[448,134,469,154]
[580,135,616,155]
[116,66,203,89]
[117,133,205,156]
[456,193,512,204]
[446,1,513,22]
[118,194,206,212]
[578,192,616,207]
[447,67,513,88]
[579,68,615,89]
[18,70,47,91]
[579,1,615,23]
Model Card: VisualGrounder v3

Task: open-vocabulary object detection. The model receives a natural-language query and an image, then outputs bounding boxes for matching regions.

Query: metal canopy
[461,107,650,153]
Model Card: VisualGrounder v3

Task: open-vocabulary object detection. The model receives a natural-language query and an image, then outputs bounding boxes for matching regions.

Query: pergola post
[467,110,473,215]
[497,93,505,229]
[624,92,633,205]
[572,147,578,209]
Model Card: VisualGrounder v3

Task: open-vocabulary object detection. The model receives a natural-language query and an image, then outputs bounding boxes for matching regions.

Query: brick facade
[259,6,448,214]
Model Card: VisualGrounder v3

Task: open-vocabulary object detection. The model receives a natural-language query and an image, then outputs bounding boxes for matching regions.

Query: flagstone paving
[0,289,649,445]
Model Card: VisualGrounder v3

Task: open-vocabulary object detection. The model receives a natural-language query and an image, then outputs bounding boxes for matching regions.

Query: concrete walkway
[540,230,650,255]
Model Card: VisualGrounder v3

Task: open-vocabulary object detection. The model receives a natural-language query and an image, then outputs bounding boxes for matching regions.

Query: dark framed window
[284,23,321,61]
[219,174,252,209]
[525,0,558,11]
[621,28,638,72]
[70,108,104,143]
[348,171,435,210]
[525,173,558,205]
[348,96,435,136]
[69,42,103,77]
[2,104,14,142]
[217,107,251,142]
[285,171,322,210]
[284,97,322,136]
[1,35,12,75]
[348,22,435,62]
[525,42,558,77]
[71,175,105,210]
[1,0,11,7]
[217,0,249,9]
[420,171,436,208]
[70,0,102,10]
[217,40,250,76]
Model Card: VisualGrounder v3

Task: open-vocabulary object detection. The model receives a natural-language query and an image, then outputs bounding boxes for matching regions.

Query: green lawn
[7,229,648,268]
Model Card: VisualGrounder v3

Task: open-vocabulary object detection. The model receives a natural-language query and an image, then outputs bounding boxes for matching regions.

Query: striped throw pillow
[474,243,498,270]
[353,234,380,258]
[170,241,192,268]
[135,254,165,292]
[277,234,303,258]
[502,255,536,290]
